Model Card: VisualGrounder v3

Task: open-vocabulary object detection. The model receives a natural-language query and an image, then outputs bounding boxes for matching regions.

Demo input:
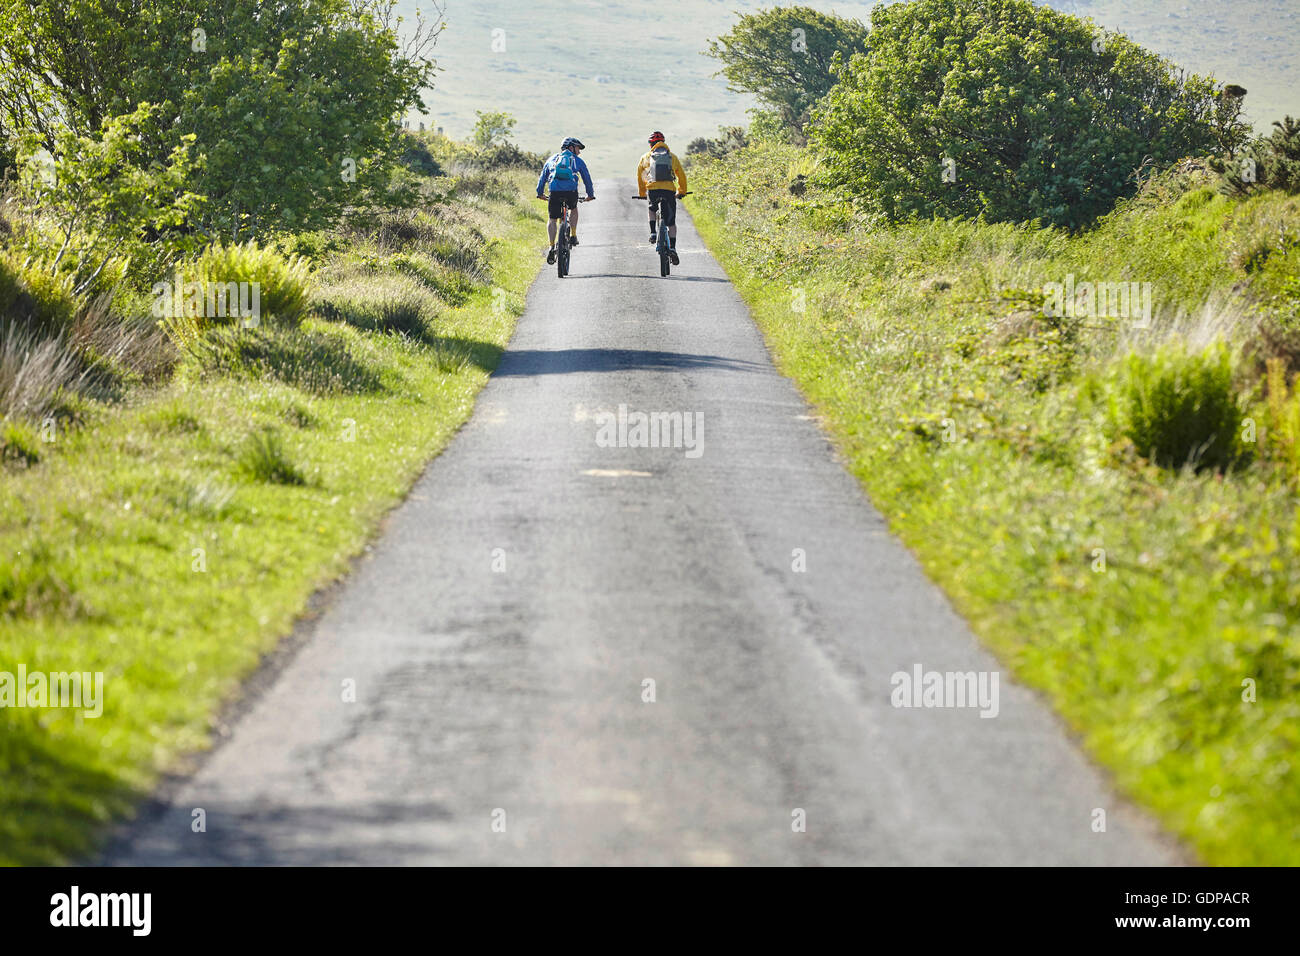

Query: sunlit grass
[0,171,542,865]
[692,147,1300,865]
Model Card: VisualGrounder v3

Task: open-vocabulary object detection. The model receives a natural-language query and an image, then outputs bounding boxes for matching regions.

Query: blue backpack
[550,151,578,189]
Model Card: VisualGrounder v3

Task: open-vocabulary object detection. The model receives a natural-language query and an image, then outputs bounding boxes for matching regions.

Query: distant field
[400,0,873,172]
[1063,0,1299,132]
[401,0,1298,173]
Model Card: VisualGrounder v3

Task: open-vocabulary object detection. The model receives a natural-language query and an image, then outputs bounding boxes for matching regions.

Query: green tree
[706,6,869,136]
[15,104,203,293]
[472,110,517,148]
[1213,116,1300,196]
[811,0,1249,228]
[0,122,13,180]
[0,0,441,240]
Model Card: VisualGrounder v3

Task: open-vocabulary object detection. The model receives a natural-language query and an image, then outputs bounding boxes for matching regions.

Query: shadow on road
[563,273,732,283]
[103,799,456,866]
[492,347,765,376]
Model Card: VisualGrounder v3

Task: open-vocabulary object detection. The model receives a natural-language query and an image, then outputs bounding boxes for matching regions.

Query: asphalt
[108,180,1183,865]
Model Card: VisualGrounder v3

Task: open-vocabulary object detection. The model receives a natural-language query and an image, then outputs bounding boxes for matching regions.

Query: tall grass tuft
[1116,342,1247,472]
[312,273,439,340]
[169,241,313,335]
[1264,357,1300,484]
[70,293,177,396]
[237,429,306,485]
[187,326,385,395]
[0,321,82,421]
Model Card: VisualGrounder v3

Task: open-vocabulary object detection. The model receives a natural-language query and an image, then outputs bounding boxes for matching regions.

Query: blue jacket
[537,150,594,197]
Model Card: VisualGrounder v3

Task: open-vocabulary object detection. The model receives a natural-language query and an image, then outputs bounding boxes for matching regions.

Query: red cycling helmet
[648,131,665,146]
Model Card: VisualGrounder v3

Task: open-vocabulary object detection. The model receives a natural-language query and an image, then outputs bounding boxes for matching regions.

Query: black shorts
[648,189,677,227]
[548,192,579,219]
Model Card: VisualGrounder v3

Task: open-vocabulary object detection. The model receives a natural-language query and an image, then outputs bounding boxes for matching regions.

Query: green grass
[0,170,544,865]
[690,144,1300,865]
[236,429,308,485]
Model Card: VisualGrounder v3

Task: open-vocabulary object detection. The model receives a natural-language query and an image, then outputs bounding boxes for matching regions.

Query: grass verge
[689,145,1300,865]
[0,171,544,865]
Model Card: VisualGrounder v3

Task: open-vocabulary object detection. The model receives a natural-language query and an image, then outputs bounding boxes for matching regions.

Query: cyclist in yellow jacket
[636,131,687,265]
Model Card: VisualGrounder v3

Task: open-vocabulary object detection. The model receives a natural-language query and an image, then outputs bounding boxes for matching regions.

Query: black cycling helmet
[561,137,586,150]
[648,131,665,146]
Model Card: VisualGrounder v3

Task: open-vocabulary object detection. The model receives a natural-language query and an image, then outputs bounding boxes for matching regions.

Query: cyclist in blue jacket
[536,137,595,264]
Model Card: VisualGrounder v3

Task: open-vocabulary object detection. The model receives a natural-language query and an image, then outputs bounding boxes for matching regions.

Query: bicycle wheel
[557,227,567,278]
[659,251,670,276]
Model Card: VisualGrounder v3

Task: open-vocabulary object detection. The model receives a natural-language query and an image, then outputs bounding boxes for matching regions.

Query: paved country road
[105,180,1183,866]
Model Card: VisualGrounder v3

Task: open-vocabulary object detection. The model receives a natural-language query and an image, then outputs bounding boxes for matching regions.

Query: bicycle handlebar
[633,191,692,199]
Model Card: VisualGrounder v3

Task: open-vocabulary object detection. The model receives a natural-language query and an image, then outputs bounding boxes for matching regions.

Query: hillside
[406,0,1298,171]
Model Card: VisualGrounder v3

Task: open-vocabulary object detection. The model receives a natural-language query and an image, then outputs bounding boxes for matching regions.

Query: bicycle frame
[540,194,592,278]
[636,192,691,277]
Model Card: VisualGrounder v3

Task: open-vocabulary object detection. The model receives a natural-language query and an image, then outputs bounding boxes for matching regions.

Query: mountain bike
[539,195,594,278]
[635,192,691,276]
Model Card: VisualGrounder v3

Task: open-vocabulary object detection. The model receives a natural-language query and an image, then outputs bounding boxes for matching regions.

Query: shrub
[1227,193,1300,275]
[361,207,491,282]
[1214,116,1300,197]
[0,251,20,315]
[237,429,306,485]
[421,128,544,174]
[687,127,750,161]
[1117,342,1246,471]
[470,142,547,172]
[448,170,522,202]
[398,131,442,177]
[813,0,1247,228]
[171,241,313,332]
[0,254,77,335]
[273,230,346,266]
[17,267,77,333]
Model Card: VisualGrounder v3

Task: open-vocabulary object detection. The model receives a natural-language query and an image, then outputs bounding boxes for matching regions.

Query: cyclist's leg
[569,199,579,238]
[661,192,678,243]
[648,194,659,237]
[547,194,568,247]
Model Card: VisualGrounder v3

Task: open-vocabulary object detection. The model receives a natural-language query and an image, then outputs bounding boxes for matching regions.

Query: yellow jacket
[637,145,686,196]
